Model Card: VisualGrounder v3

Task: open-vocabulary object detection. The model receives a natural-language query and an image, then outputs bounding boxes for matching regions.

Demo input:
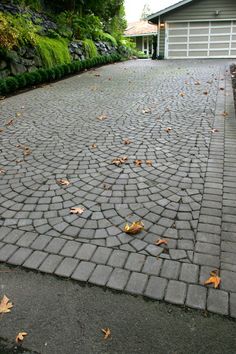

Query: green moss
[83,39,98,59]
[36,36,71,68]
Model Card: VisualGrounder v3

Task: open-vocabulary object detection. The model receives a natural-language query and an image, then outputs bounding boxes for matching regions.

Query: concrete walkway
[0,59,236,316]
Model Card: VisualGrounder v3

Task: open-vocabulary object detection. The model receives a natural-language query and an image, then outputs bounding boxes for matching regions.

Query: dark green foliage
[15,74,27,89]
[0,79,7,95]
[5,77,19,93]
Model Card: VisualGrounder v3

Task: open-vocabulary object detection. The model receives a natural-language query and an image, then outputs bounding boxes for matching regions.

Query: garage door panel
[167,21,236,58]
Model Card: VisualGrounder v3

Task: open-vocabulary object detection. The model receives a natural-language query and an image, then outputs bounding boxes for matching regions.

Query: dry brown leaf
[0,295,13,313]
[124,221,144,235]
[0,168,6,174]
[179,92,185,97]
[142,108,151,114]
[123,139,131,145]
[155,239,168,246]
[203,91,208,95]
[23,147,31,157]
[219,87,224,91]
[57,179,70,186]
[16,332,27,343]
[134,159,142,167]
[146,160,153,167]
[95,73,101,77]
[112,156,128,166]
[0,128,4,133]
[70,207,85,215]
[102,328,111,340]
[6,119,14,126]
[204,270,221,288]
[16,112,21,117]
[222,111,229,117]
[97,114,108,121]
[211,128,219,133]
[194,81,201,85]
[108,77,112,81]
[165,127,172,133]
[91,144,97,149]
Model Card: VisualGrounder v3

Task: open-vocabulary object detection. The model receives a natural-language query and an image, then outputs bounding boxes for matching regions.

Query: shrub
[36,36,71,68]
[83,39,98,59]
[5,77,19,93]
[101,33,117,47]
[0,79,7,95]
[15,74,27,89]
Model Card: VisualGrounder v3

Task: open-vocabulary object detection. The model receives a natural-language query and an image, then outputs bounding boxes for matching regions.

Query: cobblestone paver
[0,59,236,316]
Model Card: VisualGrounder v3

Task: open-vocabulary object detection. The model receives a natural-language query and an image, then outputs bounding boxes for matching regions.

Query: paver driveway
[0,59,236,316]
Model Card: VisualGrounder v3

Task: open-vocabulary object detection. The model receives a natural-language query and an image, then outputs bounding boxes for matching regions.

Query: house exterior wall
[156,0,236,57]
[135,37,143,51]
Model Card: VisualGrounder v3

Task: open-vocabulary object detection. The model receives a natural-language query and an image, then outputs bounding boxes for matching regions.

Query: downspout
[158,16,161,57]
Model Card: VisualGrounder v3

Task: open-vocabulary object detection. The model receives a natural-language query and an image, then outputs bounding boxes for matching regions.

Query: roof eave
[147,0,193,21]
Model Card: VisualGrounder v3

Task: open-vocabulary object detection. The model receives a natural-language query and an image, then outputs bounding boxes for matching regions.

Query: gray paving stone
[125,272,148,295]
[169,249,187,260]
[221,270,236,292]
[160,260,181,279]
[230,293,236,318]
[23,251,48,269]
[107,268,130,290]
[3,230,24,244]
[45,238,66,254]
[144,276,167,300]
[16,232,38,247]
[91,246,112,264]
[186,285,207,310]
[193,253,220,268]
[72,261,96,282]
[142,257,162,276]
[107,250,129,268]
[89,264,113,286]
[145,244,163,257]
[165,280,187,305]
[180,263,199,283]
[55,257,79,277]
[31,235,52,251]
[75,244,97,261]
[0,227,12,240]
[7,247,32,265]
[0,244,18,261]
[125,253,146,272]
[39,254,63,273]
[60,241,81,257]
[207,289,229,315]
[195,242,220,256]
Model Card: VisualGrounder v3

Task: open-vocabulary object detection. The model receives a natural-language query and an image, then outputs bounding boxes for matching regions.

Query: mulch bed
[230,64,236,110]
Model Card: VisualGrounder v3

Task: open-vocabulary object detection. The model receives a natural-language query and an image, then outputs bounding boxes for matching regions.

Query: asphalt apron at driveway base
[0,59,236,317]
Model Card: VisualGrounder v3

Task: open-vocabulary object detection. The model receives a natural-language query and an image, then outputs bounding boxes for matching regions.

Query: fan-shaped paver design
[0,59,236,316]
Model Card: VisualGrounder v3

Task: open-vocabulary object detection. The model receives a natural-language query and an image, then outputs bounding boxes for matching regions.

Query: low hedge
[0,53,122,96]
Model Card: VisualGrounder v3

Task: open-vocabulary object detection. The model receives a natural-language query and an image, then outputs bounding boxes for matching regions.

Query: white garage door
[166,21,236,59]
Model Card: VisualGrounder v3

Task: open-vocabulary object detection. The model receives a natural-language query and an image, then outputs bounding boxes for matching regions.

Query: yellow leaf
[164,127,172,133]
[134,159,142,167]
[222,111,229,117]
[16,332,27,343]
[112,156,128,166]
[57,179,70,186]
[70,207,85,215]
[97,114,107,121]
[155,239,168,246]
[91,144,97,149]
[124,221,144,235]
[23,147,31,157]
[102,328,111,340]
[146,160,153,167]
[0,295,13,314]
[16,112,21,117]
[204,270,221,288]
[0,128,4,133]
[123,139,131,145]
[179,92,185,97]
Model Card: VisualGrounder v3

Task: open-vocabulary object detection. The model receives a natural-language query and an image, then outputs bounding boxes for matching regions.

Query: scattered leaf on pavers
[16,112,21,118]
[219,87,224,91]
[124,221,144,235]
[0,128,4,133]
[0,295,13,314]
[204,270,221,288]
[103,183,111,190]
[155,239,168,246]
[70,207,85,215]
[134,159,142,167]
[165,108,170,112]
[164,127,172,133]
[112,156,128,166]
[6,119,14,126]
[146,160,153,167]
[194,81,201,85]
[102,328,111,340]
[222,111,229,117]
[23,147,31,157]
[0,96,5,100]
[184,81,189,85]
[91,143,97,149]
[97,114,108,121]
[95,73,101,77]
[142,108,151,114]
[108,77,112,81]
[203,91,208,95]
[123,139,132,145]
[179,92,185,97]
[0,168,6,174]
[16,332,27,343]
[207,80,212,84]
[57,179,70,186]
[211,128,219,133]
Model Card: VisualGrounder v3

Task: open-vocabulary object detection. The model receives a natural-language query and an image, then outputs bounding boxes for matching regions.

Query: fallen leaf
[95,73,101,77]
[165,108,170,112]
[6,119,14,126]
[194,81,201,85]
[203,91,208,95]
[155,239,168,246]
[0,128,4,133]
[204,270,221,288]
[124,221,144,235]
[112,156,128,166]
[146,160,153,167]
[134,159,142,167]
[103,184,111,190]
[57,179,70,186]
[179,92,185,97]
[0,168,6,174]
[165,127,172,133]
[0,295,13,313]
[222,111,229,117]
[97,114,108,121]
[23,147,31,157]
[142,108,151,114]
[16,112,21,117]
[211,128,219,133]
[123,139,131,145]
[91,144,97,149]
[16,332,27,343]
[219,87,224,91]
[70,207,85,215]
[108,77,112,81]
[102,328,111,340]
